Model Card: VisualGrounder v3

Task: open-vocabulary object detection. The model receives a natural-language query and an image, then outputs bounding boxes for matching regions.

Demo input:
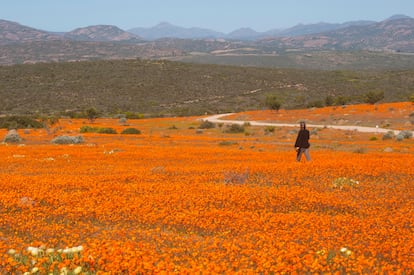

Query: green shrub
[80,126,116,134]
[307,100,324,108]
[265,94,282,111]
[396,130,412,141]
[264,126,275,134]
[401,130,413,139]
[80,126,99,133]
[219,140,238,146]
[382,131,395,140]
[121,128,141,134]
[97,127,117,134]
[364,90,384,104]
[224,124,245,134]
[199,120,215,129]
[0,116,43,129]
[125,112,145,119]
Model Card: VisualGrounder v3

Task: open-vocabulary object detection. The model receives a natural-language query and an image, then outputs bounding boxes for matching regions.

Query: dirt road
[202,113,412,135]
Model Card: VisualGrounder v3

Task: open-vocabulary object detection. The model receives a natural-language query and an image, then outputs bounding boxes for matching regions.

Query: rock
[51,135,84,144]
[3,129,22,143]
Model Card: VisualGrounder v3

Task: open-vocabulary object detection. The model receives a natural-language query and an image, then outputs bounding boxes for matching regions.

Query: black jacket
[294,129,310,148]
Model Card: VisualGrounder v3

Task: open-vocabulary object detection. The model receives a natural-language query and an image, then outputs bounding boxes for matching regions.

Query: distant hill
[1,15,414,67]
[128,22,224,40]
[128,20,378,41]
[64,25,143,42]
[0,19,62,44]
[276,20,375,37]
[258,17,414,52]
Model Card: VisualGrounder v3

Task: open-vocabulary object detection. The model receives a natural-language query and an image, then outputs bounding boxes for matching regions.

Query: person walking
[294,121,311,162]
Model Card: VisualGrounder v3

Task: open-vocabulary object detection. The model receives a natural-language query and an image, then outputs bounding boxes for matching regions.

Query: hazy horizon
[1,0,414,33]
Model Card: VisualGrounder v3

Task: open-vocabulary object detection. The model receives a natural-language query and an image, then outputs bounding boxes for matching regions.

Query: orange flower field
[0,103,413,274]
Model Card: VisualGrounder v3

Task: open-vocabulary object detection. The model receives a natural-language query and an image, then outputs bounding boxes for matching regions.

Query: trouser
[297,148,311,161]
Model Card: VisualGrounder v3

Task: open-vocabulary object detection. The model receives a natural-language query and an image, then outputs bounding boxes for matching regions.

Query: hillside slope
[1,59,413,116]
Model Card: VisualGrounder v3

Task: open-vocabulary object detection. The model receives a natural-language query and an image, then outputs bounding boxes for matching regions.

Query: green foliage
[334,96,350,106]
[325,95,335,106]
[224,124,245,134]
[409,94,414,103]
[85,107,99,122]
[307,100,325,108]
[79,126,99,133]
[198,120,215,129]
[264,126,275,134]
[265,94,282,111]
[97,127,117,134]
[219,140,238,146]
[0,116,43,129]
[382,131,395,140]
[121,128,141,134]
[397,130,413,139]
[0,59,413,116]
[410,113,414,125]
[80,126,117,134]
[364,90,384,104]
[124,112,145,119]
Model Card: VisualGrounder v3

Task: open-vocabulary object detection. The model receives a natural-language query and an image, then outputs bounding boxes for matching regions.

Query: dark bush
[80,126,100,133]
[224,124,245,134]
[199,120,215,129]
[97,127,117,134]
[364,90,384,104]
[121,128,141,134]
[80,126,117,134]
[0,116,43,129]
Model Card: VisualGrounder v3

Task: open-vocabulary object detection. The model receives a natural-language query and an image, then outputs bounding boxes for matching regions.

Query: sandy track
[202,113,413,135]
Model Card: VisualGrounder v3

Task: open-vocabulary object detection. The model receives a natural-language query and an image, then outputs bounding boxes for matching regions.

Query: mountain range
[1,15,414,66]
[127,19,378,41]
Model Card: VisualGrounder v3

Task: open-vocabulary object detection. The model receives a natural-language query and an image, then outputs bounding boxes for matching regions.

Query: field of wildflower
[1,102,413,274]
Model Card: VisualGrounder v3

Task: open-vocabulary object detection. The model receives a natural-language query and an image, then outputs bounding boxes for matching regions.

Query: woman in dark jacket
[294,121,311,161]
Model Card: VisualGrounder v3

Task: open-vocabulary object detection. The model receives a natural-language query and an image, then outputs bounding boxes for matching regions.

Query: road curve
[201,113,412,135]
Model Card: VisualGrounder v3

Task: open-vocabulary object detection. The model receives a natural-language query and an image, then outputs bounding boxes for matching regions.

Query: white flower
[7,249,16,255]
[31,267,39,273]
[340,247,348,253]
[73,266,82,274]
[60,267,68,275]
[46,248,55,255]
[30,247,39,257]
[346,249,352,256]
[62,247,71,254]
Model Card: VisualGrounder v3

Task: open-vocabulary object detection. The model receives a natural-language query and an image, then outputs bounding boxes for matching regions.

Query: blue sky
[1,0,413,33]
